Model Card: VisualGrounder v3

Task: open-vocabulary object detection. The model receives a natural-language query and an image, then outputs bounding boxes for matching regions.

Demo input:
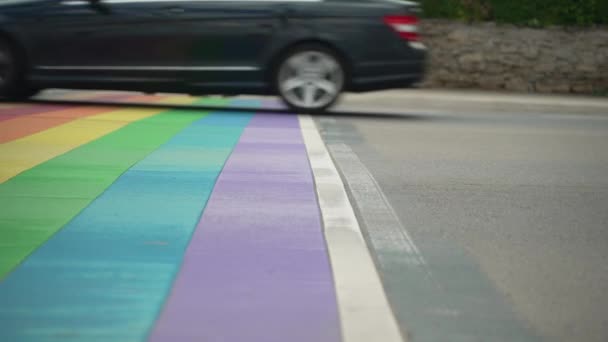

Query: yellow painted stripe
[0,96,194,184]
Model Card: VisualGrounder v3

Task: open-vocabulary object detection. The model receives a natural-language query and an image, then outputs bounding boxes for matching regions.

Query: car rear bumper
[348,44,427,92]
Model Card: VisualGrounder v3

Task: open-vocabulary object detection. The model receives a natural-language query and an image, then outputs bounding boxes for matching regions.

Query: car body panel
[0,0,427,95]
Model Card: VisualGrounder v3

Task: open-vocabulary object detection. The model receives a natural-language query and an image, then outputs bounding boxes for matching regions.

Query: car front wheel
[276,45,345,113]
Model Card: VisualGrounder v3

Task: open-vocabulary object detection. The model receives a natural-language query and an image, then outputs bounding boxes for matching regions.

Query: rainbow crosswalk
[0,92,402,342]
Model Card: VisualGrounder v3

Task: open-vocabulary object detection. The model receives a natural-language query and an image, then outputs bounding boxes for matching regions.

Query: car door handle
[59,0,87,5]
[165,6,185,14]
[274,5,293,23]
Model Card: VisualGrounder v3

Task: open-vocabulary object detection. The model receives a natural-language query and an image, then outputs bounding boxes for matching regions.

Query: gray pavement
[320,90,608,342]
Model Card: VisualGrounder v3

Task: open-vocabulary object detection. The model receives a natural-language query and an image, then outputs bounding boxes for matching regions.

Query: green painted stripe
[0,106,253,342]
[0,98,226,278]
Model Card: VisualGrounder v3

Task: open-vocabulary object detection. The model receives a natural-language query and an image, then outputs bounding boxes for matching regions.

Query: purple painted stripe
[148,113,341,342]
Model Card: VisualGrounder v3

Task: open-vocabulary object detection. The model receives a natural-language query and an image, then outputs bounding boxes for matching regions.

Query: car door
[25,0,197,82]
[162,0,282,85]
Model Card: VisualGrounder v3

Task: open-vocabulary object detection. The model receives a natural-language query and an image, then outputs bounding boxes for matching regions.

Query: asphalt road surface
[1,89,607,342]
[328,90,608,342]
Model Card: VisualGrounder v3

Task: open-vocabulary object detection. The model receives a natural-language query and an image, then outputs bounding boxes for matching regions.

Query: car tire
[274,44,345,113]
[0,40,38,101]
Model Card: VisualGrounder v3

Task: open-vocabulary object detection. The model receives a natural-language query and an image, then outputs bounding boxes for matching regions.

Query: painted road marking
[0,105,120,143]
[150,111,341,342]
[0,93,134,123]
[324,143,445,340]
[0,98,224,278]
[0,95,431,342]
[34,90,134,102]
[0,103,24,110]
[0,96,193,183]
[327,143,428,267]
[299,115,404,342]
[0,106,250,341]
[0,104,76,122]
[0,95,164,144]
[317,120,542,342]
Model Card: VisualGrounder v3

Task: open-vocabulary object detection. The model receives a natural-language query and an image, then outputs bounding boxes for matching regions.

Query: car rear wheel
[0,40,38,101]
[276,45,345,113]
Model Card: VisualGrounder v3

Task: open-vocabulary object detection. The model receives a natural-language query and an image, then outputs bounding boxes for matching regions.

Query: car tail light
[384,15,419,42]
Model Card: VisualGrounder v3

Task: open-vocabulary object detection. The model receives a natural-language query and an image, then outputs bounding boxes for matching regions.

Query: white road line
[298,115,404,342]
[316,118,455,318]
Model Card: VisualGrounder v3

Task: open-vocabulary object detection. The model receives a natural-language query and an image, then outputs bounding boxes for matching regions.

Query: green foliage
[419,0,608,26]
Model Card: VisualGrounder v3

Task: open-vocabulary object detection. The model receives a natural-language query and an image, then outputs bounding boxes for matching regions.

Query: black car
[0,0,426,112]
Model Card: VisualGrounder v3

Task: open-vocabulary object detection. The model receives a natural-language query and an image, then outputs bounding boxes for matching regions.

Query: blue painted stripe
[0,105,254,342]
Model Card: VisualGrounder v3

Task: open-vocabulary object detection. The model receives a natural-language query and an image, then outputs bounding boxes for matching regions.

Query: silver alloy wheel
[278,50,344,110]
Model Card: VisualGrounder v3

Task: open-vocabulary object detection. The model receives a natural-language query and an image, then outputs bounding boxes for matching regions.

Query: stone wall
[419,20,608,94]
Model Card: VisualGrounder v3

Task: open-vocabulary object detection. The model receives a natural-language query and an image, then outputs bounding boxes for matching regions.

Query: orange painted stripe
[0,95,167,144]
